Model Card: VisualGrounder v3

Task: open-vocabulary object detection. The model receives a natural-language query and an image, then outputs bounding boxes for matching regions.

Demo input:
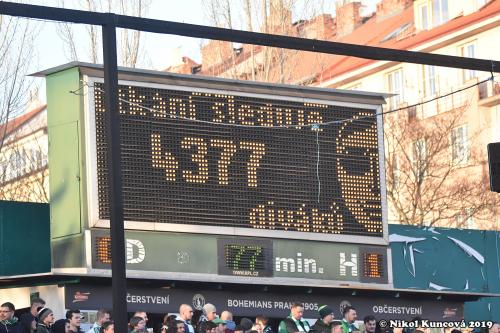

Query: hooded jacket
[0,318,19,333]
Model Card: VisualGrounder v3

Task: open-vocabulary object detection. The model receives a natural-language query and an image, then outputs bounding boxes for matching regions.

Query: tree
[200,0,332,84]
[384,96,497,227]
[56,0,151,67]
[0,14,48,203]
[0,15,35,152]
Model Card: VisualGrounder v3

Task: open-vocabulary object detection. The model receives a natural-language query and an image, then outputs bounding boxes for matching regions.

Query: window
[7,151,24,180]
[412,139,427,179]
[419,4,429,30]
[432,0,449,27]
[451,125,470,165]
[455,208,474,228]
[460,42,476,82]
[418,0,449,30]
[387,69,404,109]
[423,65,437,96]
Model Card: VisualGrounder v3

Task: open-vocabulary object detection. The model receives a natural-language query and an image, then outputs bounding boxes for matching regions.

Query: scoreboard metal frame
[83,73,389,246]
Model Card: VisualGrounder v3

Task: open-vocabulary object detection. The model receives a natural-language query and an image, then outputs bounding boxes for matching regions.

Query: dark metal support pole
[102,14,128,332]
[1,1,500,73]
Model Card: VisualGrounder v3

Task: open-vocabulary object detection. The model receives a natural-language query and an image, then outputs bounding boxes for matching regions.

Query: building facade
[0,104,49,203]
[184,0,500,230]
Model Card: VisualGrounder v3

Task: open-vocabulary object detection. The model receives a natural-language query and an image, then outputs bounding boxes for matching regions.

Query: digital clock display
[93,80,384,237]
[217,238,273,277]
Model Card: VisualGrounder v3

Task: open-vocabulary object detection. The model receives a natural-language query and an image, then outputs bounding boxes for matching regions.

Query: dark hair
[130,316,145,330]
[192,310,203,328]
[66,310,81,320]
[31,298,45,306]
[1,302,15,311]
[163,314,177,326]
[291,302,303,309]
[100,321,114,333]
[364,316,376,324]
[168,320,184,333]
[342,306,356,316]
[331,321,342,328]
[51,319,70,333]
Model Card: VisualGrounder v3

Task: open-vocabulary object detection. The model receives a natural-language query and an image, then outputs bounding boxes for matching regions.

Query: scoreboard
[88,76,386,240]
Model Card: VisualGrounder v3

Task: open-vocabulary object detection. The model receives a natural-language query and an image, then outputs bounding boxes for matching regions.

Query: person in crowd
[134,312,148,324]
[19,298,45,333]
[35,308,54,333]
[239,319,253,333]
[86,309,111,333]
[250,325,262,333]
[0,302,18,333]
[129,316,146,333]
[331,321,343,333]
[233,326,243,333]
[134,312,149,333]
[168,320,185,333]
[161,314,177,333]
[191,311,203,332]
[100,321,114,333]
[212,319,226,333]
[278,302,311,333]
[311,305,334,333]
[66,310,84,333]
[220,312,235,333]
[197,304,217,333]
[52,319,70,333]
[489,323,500,333]
[340,306,357,333]
[204,322,217,333]
[362,316,376,333]
[177,305,195,333]
[255,316,272,333]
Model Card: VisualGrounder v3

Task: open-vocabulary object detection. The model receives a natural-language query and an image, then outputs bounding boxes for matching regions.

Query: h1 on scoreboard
[86,71,388,242]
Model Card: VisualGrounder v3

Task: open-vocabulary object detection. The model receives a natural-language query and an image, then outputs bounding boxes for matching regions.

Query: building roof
[319,0,500,83]
[0,104,47,139]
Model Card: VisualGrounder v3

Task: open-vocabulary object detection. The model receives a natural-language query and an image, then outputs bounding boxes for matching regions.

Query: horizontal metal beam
[1,1,500,73]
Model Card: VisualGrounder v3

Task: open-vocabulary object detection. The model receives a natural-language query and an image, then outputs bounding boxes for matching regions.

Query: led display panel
[93,81,384,237]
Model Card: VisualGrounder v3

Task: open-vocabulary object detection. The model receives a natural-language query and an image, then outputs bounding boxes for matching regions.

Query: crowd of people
[0,300,113,333]
[1,299,499,333]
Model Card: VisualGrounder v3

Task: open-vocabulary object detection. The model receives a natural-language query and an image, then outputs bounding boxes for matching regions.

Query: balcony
[478,79,500,107]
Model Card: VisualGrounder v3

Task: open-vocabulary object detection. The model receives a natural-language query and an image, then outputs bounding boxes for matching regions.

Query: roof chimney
[376,0,412,20]
[201,40,233,70]
[336,0,362,37]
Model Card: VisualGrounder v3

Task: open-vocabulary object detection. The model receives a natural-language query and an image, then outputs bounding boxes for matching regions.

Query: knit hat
[318,305,334,319]
[37,308,53,323]
[202,303,216,316]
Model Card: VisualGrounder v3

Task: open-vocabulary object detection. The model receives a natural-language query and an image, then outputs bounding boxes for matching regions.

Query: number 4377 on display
[151,134,266,187]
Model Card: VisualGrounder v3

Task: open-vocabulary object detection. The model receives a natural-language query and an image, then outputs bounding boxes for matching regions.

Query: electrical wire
[71,74,497,129]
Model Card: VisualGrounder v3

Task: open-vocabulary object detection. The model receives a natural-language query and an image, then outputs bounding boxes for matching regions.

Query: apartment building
[0,104,49,202]
[180,0,500,229]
